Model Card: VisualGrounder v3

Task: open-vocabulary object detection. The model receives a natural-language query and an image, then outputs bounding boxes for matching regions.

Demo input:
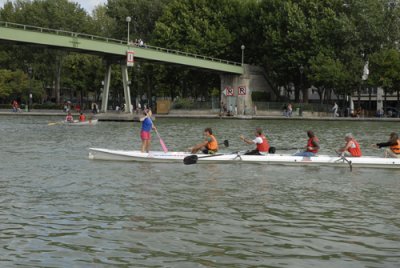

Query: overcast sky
[0,0,107,13]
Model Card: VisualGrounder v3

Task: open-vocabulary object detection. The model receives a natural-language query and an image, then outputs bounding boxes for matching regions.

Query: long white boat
[63,119,98,126]
[88,148,400,169]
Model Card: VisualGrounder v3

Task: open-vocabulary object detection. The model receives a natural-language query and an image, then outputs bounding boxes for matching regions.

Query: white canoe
[63,119,98,126]
[88,148,400,169]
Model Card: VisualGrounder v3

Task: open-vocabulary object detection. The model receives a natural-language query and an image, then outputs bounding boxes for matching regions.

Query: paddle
[48,122,62,126]
[335,150,353,172]
[155,128,168,153]
[183,153,224,165]
[183,140,229,165]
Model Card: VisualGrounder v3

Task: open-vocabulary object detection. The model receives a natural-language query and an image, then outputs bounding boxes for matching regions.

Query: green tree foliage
[369,48,400,92]
[0,0,400,106]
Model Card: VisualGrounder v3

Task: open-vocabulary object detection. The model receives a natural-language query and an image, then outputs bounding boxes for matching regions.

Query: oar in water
[48,122,62,126]
[183,153,224,165]
[335,150,353,172]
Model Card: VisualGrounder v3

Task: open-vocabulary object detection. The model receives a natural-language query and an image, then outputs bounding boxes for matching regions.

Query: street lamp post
[299,65,304,103]
[241,45,245,66]
[126,16,131,45]
[28,66,33,112]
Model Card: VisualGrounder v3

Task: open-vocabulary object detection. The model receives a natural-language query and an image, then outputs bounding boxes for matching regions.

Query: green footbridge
[0,21,269,115]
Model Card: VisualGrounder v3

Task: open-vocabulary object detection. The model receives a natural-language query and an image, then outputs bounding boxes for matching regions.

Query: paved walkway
[1,109,399,122]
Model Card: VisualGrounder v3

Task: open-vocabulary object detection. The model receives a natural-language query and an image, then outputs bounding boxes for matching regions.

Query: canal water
[0,116,399,267]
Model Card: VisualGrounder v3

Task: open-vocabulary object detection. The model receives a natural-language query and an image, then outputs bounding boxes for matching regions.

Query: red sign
[238,86,246,95]
[126,50,135,67]
[225,87,234,96]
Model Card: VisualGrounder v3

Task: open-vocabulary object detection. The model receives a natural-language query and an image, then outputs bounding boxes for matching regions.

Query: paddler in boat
[189,127,218,154]
[373,132,400,158]
[338,133,362,157]
[79,112,86,122]
[294,130,320,157]
[140,109,156,153]
[65,112,74,122]
[240,127,271,155]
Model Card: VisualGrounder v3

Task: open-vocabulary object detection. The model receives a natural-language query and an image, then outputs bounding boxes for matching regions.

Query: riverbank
[1,109,399,122]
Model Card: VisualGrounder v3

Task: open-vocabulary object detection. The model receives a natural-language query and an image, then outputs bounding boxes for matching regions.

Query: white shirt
[252,137,263,144]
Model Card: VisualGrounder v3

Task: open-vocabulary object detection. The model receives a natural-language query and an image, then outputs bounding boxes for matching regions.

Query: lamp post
[299,65,304,102]
[28,66,33,112]
[126,16,131,45]
[241,45,245,66]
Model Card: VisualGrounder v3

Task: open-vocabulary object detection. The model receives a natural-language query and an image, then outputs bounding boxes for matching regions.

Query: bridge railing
[0,21,241,66]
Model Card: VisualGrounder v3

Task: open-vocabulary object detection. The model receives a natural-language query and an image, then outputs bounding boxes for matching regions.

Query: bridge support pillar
[220,70,252,116]
[101,62,112,113]
[121,64,133,113]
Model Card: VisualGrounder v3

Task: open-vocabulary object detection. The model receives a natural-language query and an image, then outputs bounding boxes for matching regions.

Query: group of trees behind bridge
[0,0,399,108]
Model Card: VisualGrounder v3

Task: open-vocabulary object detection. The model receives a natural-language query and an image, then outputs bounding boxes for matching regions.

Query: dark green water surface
[0,116,399,267]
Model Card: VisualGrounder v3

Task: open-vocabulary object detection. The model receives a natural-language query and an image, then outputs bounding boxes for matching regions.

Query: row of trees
[0,0,399,107]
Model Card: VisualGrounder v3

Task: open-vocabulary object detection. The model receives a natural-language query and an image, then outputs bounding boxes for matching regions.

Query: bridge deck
[0,21,243,74]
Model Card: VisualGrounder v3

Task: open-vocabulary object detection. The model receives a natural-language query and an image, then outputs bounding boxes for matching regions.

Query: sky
[0,0,107,13]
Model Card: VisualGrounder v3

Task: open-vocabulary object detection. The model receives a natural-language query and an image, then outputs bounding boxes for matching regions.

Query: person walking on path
[332,102,339,117]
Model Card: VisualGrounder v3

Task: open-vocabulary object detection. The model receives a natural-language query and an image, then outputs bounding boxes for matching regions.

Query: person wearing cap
[338,133,362,157]
[295,130,320,157]
[240,127,271,155]
[139,109,156,153]
[373,132,400,158]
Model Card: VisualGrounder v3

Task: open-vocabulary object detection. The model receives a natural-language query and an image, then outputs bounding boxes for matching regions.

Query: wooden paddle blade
[224,140,229,147]
[183,155,198,165]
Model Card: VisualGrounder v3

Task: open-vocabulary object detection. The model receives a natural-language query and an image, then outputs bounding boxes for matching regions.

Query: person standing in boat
[240,127,270,155]
[295,130,320,157]
[140,109,156,153]
[190,128,218,154]
[373,132,400,158]
[338,133,362,157]
[65,112,74,122]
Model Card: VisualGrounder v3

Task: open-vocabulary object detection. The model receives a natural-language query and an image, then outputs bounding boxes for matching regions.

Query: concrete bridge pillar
[100,61,133,114]
[121,64,133,113]
[101,62,112,113]
[220,66,252,115]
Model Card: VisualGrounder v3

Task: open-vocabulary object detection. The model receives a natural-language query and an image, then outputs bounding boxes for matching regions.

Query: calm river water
[0,116,399,267]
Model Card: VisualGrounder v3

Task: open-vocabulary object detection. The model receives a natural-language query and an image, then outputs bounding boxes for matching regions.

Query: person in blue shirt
[140,109,156,152]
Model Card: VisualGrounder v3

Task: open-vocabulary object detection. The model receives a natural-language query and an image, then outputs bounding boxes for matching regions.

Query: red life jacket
[256,135,270,152]
[307,137,319,153]
[348,139,362,157]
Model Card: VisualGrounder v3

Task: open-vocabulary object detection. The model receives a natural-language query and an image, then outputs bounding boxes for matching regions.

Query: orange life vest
[307,137,319,153]
[207,134,218,151]
[348,139,362,157]
[79,114,86,122]
[256,135,270,152]
[390,139,400,154]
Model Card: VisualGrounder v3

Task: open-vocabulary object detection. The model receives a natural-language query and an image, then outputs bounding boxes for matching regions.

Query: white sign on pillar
[238,86,246,96]
[126,50,135,67]
[225,86,234,96]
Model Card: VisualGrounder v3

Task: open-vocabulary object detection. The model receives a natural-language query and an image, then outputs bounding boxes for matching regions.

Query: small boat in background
[63,119,98,126]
